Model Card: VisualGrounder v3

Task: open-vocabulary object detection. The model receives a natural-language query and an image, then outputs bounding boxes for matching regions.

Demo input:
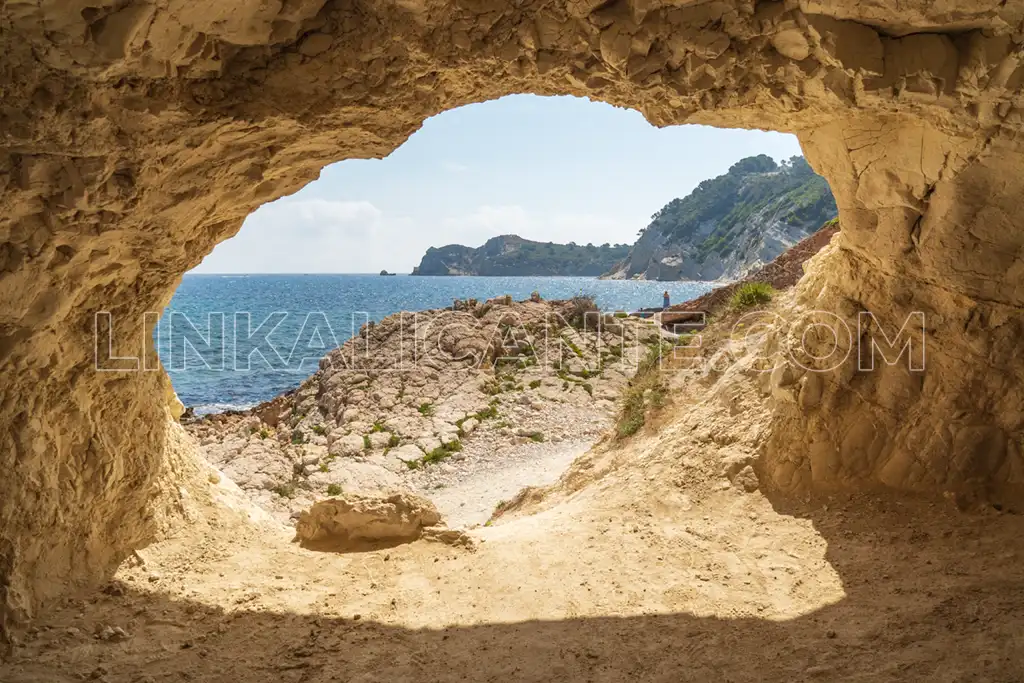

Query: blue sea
[157,274,715,413]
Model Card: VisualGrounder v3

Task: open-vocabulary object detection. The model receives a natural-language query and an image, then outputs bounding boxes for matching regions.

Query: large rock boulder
[294,491,443,550]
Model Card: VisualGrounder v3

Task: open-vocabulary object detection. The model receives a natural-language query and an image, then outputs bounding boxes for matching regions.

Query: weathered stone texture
[4,0,1024,624]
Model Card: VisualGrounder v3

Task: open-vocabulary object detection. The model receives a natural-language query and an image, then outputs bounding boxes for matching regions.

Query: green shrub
[362,435,372,450]
[473,404,499,421]
[311,424,327,436]
[388,433,400,448]
[422,446,449,466]
[567,293,598,329]
[319,462,329,473]
[527,431,545,442]
[418,403,435,416]
[272,482,296,498]
[730,282,775,310]
[529,379,542,389]
[258,428,270,440]
[326,483,343,496]
[290,428,305,445]
[616,344,670,439]
[370,421,386,433]
[420,439,463,466]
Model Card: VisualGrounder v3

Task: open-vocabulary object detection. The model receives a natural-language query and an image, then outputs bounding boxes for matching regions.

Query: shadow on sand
[4,495,1024,682]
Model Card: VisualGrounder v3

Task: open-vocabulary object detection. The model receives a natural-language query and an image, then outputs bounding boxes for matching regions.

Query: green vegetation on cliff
[611,155,837,281]
[649,156,834,257]
[413,235,630,276]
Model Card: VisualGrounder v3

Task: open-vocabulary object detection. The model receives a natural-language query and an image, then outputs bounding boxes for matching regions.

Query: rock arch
[3,0,1024,623]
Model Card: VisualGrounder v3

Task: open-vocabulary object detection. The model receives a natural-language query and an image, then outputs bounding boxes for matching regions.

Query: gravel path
[408,439,593,527]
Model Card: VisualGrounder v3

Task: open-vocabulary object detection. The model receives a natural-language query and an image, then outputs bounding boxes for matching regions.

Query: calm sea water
[157,274,714,413]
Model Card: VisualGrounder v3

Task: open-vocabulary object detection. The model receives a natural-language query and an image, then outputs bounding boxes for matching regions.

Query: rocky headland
[605,155,836,281]
[184,295,668,524]
[412,235,630,276]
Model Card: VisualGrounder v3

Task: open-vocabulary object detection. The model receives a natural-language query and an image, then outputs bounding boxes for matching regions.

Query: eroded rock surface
[294,491,444,550]
[4,0,1024,623]
[185,297,662,520]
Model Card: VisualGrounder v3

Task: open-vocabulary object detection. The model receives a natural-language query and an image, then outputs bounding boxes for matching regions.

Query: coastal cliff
[606,155,836,281]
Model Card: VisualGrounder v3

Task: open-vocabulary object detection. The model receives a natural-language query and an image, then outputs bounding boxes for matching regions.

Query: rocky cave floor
[5,293,1024,682]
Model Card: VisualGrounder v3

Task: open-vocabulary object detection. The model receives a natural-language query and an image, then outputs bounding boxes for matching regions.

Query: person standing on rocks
[663,291,671,310]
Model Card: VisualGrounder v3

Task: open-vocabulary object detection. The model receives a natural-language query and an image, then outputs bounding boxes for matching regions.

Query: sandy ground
[6,472,1024,682]
[5,298,1024,682]
[412,440,592,527]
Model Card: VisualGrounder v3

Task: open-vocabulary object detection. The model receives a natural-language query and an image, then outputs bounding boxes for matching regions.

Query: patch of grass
[290,428,305,445]
[388,433,400,448]
[581,382,593,396]
[422,447,449,466]
[258,428,270,440]
[674,332,695,347]
[319,462,329,473]
[614,311,629,319]
[730,282,775,310]
[615,343,670,439]
[370,421,386,433]
[362,435,372,450]
[561,333,585,359]
[529,379,542,389]
[418,402,435,416]
[311,424,327,436]
[419,440,464,466]
[472,403,499,421]
[326,483,343,496]
[527,431,545,443]
[272,482,296,498]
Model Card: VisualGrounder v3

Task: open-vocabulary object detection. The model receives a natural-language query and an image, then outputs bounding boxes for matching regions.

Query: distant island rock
[605,155,837,281]
[379,269,396,276]
[412,235,630,276]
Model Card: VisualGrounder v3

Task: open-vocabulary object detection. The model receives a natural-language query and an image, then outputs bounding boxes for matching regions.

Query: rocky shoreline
[184,295,670,523]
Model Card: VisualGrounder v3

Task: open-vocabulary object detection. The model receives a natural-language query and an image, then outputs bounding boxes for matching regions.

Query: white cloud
[443,205,529,235]
[292,199,381,224]
[189,199,639,274]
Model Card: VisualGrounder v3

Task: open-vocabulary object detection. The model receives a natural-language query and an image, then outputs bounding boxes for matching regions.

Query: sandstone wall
[763,116,1024,504]
[3,0,1024,623]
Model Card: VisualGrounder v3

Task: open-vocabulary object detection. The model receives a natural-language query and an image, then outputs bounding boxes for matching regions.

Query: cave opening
[4,0,1024,646]
[156,93,822,527]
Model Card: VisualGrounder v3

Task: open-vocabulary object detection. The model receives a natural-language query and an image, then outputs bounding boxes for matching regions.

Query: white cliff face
[607,157,836,281]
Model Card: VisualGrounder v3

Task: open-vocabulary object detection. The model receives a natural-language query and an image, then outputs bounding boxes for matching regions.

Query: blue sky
[192,95,802,274]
